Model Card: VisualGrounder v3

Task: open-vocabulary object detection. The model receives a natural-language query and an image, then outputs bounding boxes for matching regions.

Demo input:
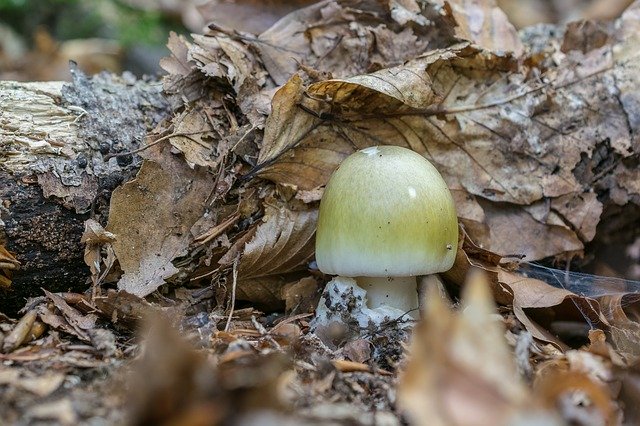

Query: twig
[224,256,240,332]
[102,129,207,161]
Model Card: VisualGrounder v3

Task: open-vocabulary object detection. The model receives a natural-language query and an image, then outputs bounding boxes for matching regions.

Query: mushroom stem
[356,276,419,319]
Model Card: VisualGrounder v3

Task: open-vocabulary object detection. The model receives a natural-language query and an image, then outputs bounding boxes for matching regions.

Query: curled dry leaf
[92,289,152,328]
[0,244,19,289]
[81,219,116,289]
[41,290,97,342]
[443,230,616,349]
[399,269,559,426]
[598,294,640,363]
[2,310,36,353]
[161,28,272,127]
[498,269,610,348]
[231,205,317,309]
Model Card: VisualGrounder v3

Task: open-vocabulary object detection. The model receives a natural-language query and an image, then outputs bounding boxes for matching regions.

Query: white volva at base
[356,276,419,319]
[311,276,417,332]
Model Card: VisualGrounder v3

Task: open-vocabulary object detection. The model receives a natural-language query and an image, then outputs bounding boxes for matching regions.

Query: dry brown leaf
[42,291,97,342]
[167,105,227,168]
[498,269,612,347]
[0,244,19,289]
[2,310,36,352]
[159,32,192,77]
[252,2,640,260]
[443,230,637,355]
[496,261,640,353]
[256,0,449,86]
[441,0,524,56]
[161,28,272,127]
[36,170,99,214]
[92,290,152,328]
[599,294,640,363]
[107,147,212,297]
[81,219,116,290]
[399,269,558,426]
[233,205,317,308]
[281,276,319,313]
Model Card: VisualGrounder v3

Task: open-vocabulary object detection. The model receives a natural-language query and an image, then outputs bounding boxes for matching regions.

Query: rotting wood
[0,68,170,315]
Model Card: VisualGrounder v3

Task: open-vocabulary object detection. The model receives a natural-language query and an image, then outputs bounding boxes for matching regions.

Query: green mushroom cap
[316,145,458,277]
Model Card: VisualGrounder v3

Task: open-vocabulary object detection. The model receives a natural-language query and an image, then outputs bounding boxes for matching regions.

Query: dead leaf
[535,356,619,425]
[256,0,446,86]
[342,338,371,363]
[599,294,640,363]
[107,147,211,297]
[441,0,524,56]
[37,171,99,214]
[2,310,36,352]
[0,244,19,289]
[167,106,225,168]
[498,269,612,347]
[81,219,116,290]
[233,205,317,308]
[398,269,559,425]
[281,276,319,313]
[39,291,98,342]
[332,359,391,375]
[93,290,153,328]
[250,3,640,260]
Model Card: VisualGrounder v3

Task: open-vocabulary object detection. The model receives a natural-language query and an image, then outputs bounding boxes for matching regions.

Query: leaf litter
[2,0,640,424]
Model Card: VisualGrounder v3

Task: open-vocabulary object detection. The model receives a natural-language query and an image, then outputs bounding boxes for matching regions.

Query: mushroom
[315,146,458,320]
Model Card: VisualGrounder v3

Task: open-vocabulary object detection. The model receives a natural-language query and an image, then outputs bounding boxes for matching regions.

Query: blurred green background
[0,0,187,80]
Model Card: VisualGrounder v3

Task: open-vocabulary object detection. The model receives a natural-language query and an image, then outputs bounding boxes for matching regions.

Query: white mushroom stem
[356,276,419,319]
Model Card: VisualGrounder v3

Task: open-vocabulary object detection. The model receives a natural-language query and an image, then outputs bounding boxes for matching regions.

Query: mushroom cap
[316,146,458,277]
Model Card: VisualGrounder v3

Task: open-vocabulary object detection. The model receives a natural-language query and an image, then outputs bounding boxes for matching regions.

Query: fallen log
[0,68,170,315]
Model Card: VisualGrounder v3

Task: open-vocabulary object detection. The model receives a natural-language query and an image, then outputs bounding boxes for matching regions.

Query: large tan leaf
[107,147,212,297]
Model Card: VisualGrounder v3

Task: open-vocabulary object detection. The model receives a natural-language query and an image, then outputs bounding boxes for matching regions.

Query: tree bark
[0,69,170,315]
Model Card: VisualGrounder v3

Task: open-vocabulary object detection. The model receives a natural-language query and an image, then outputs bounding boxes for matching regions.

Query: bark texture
[0,68,170,314]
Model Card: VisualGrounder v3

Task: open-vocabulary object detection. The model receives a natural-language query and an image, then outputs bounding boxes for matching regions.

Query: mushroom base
[356,276,419,319]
